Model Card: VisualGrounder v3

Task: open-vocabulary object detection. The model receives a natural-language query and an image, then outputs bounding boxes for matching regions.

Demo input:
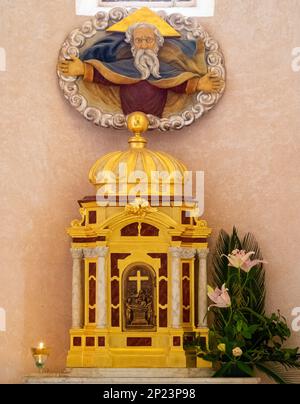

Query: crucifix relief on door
[123,264,156,331]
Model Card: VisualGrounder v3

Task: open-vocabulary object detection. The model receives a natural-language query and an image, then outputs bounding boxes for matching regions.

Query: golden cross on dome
[106,7,181,37]
[129,270,149,293]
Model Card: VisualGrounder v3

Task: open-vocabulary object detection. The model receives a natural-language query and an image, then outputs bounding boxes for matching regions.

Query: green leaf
[241,233,266,315]
[212,362,232,378]
[248,325,259,334]
[202,354,219,362]
[236,320,243,333]
[236,361,254,377]
[242,329,252,339]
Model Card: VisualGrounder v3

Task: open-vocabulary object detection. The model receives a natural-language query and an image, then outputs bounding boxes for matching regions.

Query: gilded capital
[169,247,182,259]
[83,248,97,258]
[180,248,196,259]
[83,247,109,258]
[94,246,109,258]
[70,248,83,260]
[197,248,209,259]
[169,247,196,259]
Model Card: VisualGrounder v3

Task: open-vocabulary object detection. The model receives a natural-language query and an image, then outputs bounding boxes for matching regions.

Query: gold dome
[89,134,187,197]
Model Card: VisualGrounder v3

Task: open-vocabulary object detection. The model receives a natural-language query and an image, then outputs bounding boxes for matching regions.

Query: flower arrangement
[197,228,300,383]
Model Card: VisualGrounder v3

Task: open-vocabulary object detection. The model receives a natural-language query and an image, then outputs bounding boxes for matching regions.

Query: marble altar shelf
[24,368,261,384]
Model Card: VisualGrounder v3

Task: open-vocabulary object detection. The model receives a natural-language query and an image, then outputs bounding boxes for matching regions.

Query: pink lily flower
[223,249,267,272]
[207,284,231,309]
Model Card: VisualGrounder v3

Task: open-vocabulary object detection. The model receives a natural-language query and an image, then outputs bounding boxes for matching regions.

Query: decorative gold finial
[127,112,149,149]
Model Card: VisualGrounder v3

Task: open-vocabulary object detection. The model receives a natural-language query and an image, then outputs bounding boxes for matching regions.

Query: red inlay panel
[98,337,105,347]
[88,210,97,224]
[183,309,190,323]
[148,254,168,328]
[73,337,81,347]
[159,308,168,327]
[148,253,167,278]
[111,308,119,327]
[182,279,190,307]
[121,222,139,236]
[182,262,190,324]
[182,262,190,278]
[72,236,105,243]
[89,308,95,323]
[140,223,159,236]
[111,279,119,306]
[89,262,96,277]
[111,253,130,277]
[184,335,194,345]
[160,255,168,278]
[159,279,168,306]
[173,336,181,346]
[111,261,119,278]
[89,278,96,306]
[172,236,207,243]
[86,337,95,347]
[127,338,152,347]
[110,254,130,328]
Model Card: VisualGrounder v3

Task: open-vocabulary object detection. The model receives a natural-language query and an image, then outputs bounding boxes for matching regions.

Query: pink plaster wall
[0,0,299,383]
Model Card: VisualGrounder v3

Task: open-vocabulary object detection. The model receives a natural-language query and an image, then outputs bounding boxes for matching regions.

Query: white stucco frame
[75,0,215,17]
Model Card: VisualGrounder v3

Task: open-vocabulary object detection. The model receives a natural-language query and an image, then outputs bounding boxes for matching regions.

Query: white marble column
[197,248,209,328]
[70,248,83,329]
[95,247,109,329]
[169,248,196,328]
[169,247,182,329]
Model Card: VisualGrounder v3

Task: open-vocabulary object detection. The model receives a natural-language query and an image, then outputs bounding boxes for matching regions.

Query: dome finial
[127,112,149,149]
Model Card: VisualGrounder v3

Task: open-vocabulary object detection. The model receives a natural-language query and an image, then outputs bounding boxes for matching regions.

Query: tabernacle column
[197,248,209,327]
[95,247,109,328]
[169,247,182,328]
[70,248,83,328]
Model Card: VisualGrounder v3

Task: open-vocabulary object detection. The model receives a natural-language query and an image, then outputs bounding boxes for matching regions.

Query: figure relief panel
[122,263,156,331]
[57,7,225,131]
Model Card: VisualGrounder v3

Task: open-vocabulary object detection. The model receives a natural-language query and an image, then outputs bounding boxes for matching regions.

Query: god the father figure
[58,21,223,117]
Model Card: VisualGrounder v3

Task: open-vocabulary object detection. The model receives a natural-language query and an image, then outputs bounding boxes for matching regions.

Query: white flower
[232,347,243,357]
[223,249,267,272]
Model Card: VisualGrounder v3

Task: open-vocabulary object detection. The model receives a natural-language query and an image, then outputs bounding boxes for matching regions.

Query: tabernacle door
[122,263,156,331]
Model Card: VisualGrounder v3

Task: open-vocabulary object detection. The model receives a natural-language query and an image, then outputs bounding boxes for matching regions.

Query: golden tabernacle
[66,113,212,368]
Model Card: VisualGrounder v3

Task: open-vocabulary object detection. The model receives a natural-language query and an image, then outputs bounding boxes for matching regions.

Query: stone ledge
[24,376,261,384]
[24,369,261,384]
[66,367,215,378]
